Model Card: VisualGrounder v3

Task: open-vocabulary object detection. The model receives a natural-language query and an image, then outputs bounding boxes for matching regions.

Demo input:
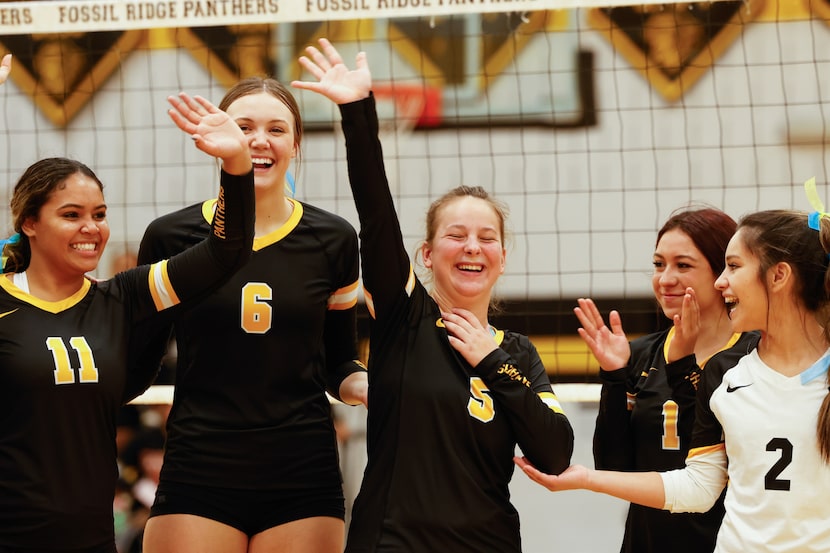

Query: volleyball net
[0,0,828,402]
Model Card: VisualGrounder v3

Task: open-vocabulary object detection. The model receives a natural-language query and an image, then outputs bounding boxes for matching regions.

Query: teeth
[72,243,96,251]
[724,297,738,319]
[252,157,273,166]
[458,264,482,272]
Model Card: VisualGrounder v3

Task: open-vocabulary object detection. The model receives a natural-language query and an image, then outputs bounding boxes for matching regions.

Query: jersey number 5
[468,377,495,422]
[46,336,99,385]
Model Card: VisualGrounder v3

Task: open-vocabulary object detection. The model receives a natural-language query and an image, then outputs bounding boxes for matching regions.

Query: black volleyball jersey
[0,170,254,551]
[593,327,759,553]
[339,96,574,553]
[138,196,362,490]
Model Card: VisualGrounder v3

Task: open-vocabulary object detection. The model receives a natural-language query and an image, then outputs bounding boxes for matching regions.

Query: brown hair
[657,206,737,279]
[219,76,303,172]
[737,209,830,462]
[4,158,103,273]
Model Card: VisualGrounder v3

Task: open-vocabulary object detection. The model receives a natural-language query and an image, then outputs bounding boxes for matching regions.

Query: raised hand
[441,308,499,368]
[666,287,700,363]
[291,37,372,105]
[0,54,12,85]
[574,298,631,371]
[167,92,250,175]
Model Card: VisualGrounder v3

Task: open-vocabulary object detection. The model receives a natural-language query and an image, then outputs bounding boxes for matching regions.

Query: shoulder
[143,201,208,236]
[629,328,670,357]
[299,202,356,233]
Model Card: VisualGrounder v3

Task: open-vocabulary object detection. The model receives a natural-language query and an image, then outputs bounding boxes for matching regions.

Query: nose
[659,266,678,286]
[714,270,727,291]
[80,218,100,235]
[464,237,481,254]
[250,128,268,148]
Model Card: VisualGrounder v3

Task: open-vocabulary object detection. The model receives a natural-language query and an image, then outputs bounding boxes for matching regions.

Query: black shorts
[149,479,345,537]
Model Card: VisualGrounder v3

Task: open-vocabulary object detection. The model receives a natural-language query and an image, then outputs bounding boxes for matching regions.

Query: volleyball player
[0,92,255,553]
[517,208,830,552]
[579,208,758,553]
[292,38,574,552]
[138,77,367,553]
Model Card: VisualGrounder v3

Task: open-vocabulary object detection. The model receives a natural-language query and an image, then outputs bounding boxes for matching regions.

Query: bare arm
[513,458,666,509]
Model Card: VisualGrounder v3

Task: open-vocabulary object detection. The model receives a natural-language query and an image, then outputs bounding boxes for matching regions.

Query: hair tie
[0,233,20,249]
[285,171,296,198]
[804,177,829,231]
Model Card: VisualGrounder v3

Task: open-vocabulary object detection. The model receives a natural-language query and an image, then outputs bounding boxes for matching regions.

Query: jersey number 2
[46,336,99,385]
[765,437,792,491]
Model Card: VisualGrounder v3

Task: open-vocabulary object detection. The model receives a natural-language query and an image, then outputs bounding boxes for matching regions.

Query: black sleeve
[339,95,411,318]
[476,341,574,475]
[163,169,254,300]
[322,308,366,401]
[122,169,254,402]
[592,334,661,470]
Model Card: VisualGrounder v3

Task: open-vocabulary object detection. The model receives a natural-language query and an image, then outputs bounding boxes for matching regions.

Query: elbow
[527,419,575,475]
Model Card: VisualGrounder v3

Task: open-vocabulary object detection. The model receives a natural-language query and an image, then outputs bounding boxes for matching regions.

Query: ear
[499,247,506,274]
[20,217,36,239]
[767,261,793,292]
[422,243,433,269]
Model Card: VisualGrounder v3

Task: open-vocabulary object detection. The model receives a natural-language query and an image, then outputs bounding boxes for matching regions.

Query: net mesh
[0,1,828,397]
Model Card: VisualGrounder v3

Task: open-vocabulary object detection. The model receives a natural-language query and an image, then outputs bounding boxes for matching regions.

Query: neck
[694,309,736,360]
[757,307,829,377]
[431,289,490,327]
[19,261,86,302]
[254,188,294,237]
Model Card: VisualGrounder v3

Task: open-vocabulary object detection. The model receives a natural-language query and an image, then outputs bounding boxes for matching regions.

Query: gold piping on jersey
[538,391,566,414]
[148,260,180,311]
[0,274,91,313]
[328,280,359,311]
[687,442,725,460]
[200,197,304,252]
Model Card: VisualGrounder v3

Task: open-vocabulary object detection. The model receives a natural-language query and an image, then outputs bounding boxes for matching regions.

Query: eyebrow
[58,203,107,210]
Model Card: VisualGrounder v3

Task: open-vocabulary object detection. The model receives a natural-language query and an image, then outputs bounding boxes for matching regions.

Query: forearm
[587,468,666,509]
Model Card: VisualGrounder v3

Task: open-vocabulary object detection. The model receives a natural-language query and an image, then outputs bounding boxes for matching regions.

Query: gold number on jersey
[661,400,680,450]
[46,336,99,385]
[468,377,496,422]
[241,282,272,334]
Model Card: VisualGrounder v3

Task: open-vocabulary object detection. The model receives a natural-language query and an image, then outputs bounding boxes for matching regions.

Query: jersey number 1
[46,336,99,385]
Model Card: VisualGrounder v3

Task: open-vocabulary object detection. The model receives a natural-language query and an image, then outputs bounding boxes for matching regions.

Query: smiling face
[422,195,506,308]
[715,228,767,332]
[22,171,109,279]
[652,228,723,320]
[224,91,297,194]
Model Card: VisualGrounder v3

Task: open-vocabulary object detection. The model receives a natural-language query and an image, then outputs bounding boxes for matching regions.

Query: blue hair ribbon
[0,232,20,249]
[804,177,828,231]
[285,171,296,198]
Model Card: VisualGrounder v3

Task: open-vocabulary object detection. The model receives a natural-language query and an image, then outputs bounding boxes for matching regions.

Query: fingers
[0,53,11,85]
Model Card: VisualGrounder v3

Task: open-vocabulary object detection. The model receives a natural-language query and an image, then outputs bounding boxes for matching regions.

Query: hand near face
[167,92,250,175]
[666,287,700,363]
[574,298,631,371]
[442,308,498,368]
[291,38,372,105]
